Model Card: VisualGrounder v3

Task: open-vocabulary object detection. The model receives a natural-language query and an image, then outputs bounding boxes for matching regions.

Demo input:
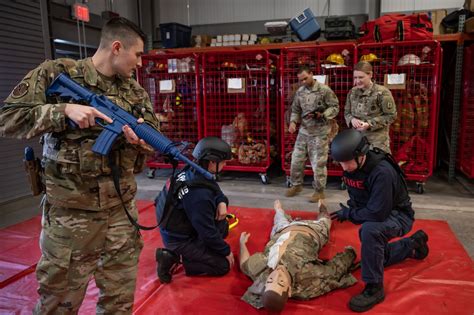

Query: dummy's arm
[239,232,251,270]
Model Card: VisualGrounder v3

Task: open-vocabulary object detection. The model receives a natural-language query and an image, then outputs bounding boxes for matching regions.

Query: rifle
[302,103,326,120]
[46,73,214,180]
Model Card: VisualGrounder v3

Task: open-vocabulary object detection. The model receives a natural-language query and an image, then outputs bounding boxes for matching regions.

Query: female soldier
[344,61,397,153]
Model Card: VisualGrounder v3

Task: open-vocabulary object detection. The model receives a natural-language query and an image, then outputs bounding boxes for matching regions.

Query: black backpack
[441,9,473,32]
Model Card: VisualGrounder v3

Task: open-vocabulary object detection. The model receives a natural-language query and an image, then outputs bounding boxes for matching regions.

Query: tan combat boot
[285,185,303,197]
[309,190,325,203]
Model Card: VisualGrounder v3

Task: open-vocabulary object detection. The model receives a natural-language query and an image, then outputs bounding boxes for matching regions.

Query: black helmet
[331,129,370,162]
[192,136,232,162]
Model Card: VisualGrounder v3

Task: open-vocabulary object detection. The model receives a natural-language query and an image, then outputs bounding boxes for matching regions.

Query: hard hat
[175,93,182,107]
[331,129,370,162]
[397,54,421,66]
[360,53,379,63]
[193,136,232,162]
[326,53,345,65]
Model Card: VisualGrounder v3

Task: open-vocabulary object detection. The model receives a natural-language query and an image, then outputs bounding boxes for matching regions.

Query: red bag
[358,13,433,43]
[396,13,433,41]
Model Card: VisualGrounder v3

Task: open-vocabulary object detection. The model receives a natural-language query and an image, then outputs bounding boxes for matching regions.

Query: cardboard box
[465,0,474,11]
[429,9,447,35]
[192,34,213,47]
[466,17,474,33]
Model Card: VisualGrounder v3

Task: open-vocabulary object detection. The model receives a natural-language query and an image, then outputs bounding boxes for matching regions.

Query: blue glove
[330,203,350,222]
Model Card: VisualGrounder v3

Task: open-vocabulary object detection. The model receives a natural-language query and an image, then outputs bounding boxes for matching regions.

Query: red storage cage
[280,43,357,186]
[202,50,278,183]
[137,53,202,178]
[458,44,474,178]
[358,41,442,193]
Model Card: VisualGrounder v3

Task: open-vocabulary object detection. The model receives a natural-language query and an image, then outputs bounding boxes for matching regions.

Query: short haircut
[297,65,313,75]
[354,61,373,74]
[262,289,289,312]
[100,17,146,48]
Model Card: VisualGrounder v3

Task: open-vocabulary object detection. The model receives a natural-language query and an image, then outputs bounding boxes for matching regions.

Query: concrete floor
[1,169,473,259]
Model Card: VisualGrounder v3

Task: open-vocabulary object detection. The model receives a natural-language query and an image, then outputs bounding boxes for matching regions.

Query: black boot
[410,230,429,260]
[155,248,180,283]
[349,283,385,312]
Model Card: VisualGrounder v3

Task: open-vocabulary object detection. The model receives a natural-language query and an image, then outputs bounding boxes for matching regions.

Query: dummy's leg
[270,200,292,237]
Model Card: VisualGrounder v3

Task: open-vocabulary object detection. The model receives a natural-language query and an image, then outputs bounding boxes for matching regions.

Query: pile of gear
[221,112,267,165]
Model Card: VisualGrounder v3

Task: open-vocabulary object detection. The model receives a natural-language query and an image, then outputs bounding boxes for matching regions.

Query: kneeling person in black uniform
[330,129,429,312]
[155,137,234,283]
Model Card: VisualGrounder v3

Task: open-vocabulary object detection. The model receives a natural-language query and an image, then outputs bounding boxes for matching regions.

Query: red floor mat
[1,202,473,314]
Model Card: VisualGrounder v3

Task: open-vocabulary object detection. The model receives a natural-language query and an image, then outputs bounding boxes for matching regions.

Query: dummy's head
[192,136,232,173]
[262,265,291,312]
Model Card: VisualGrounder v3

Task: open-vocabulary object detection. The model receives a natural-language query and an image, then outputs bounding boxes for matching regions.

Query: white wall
[159,0,368,26]
[381,0,465,13]
[158,0,466,26]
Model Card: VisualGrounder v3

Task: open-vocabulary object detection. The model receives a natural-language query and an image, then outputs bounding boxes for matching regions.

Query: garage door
[0,0,50,205]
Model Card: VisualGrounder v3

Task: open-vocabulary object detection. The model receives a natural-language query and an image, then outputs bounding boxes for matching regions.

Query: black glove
[330,203,351,222]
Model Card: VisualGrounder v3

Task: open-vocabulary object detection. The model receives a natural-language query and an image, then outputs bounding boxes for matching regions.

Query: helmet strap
[355,155,366,170]
[215,162,219,179]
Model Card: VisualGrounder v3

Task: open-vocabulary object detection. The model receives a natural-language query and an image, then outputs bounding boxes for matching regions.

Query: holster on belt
[24,146,45,196]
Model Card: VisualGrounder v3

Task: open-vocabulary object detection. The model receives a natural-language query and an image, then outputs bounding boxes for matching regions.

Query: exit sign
[72,3,90,22]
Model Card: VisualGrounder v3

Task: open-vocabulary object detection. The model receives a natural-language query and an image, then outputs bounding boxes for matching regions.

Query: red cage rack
[280,43,357,187]
[138,53,202,178]
[458,44,474,178]
[358,40,443,193]
[201,50,278,183]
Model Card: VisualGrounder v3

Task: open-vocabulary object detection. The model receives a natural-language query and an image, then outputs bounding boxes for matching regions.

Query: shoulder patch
[11,82,29,98]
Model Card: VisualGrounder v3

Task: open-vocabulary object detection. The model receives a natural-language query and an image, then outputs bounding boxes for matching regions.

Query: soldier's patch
[11,82,29,98]
[387,102,393,109]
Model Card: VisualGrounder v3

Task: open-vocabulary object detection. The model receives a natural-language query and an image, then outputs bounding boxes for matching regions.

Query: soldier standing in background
[344,61,397,153]
[239,200,357,312]
[286,66,339,203]
[0,17,159,314]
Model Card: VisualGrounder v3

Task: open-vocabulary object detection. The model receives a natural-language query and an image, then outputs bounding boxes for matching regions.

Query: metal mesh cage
[202,50,278,176]
[358,40,442,183]
[458,44,474,178]
[137,53,202,174]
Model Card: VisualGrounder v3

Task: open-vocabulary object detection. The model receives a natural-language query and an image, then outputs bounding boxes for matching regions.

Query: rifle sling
[109,153,160,231]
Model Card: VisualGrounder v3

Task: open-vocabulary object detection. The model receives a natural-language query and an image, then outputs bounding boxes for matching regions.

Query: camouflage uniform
[289,82,339,190]
[241,211,357,309]
[0,58,159,314]
[344,83,397,153]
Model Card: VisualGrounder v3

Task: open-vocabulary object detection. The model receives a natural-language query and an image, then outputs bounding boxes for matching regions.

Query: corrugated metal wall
[0,0,50,205]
